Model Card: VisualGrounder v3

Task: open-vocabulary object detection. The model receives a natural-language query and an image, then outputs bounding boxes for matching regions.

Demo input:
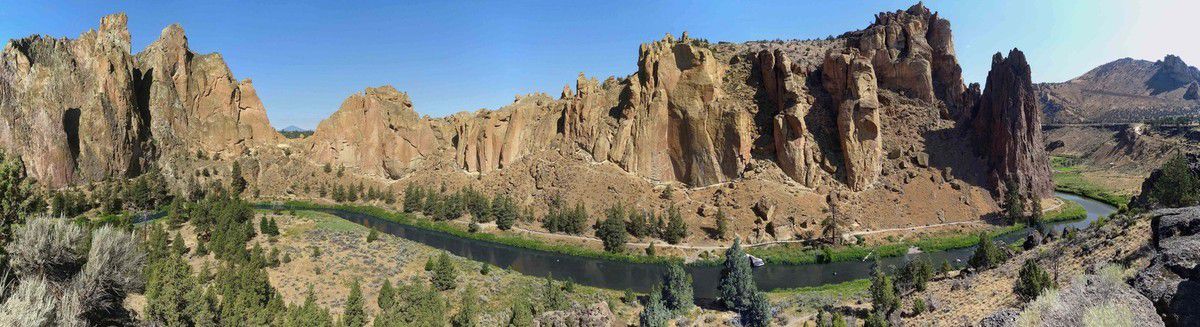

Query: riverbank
[275,200,684,265]
[1050,156,1134,208]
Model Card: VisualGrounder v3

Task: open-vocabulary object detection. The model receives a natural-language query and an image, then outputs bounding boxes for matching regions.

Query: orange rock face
[306,86,437,179]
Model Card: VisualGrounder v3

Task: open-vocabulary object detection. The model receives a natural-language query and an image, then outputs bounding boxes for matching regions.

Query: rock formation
[963,49,1053,200]
[822,48,882,191]
[306,86,437,179]
[1134,206,1200,326]
[757,49,820,186]
[0,14,151,187]
[849,3,967,109]
[134,24,282,157]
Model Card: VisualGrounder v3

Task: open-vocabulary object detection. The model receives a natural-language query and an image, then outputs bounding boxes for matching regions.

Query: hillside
[1037,55,1200,124]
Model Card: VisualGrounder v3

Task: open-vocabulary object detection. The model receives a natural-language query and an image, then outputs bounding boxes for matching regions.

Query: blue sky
[1,1,1195,129]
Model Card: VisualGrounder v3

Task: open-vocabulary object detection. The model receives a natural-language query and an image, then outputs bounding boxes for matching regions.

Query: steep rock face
[566,34,748,186]
[1185,82,1199,100]
[449,93,560,173]
[306,86,437,178]
[0,14,150,187]
[851,3,966,109]
[964,49,1052,200]
[1134,206,1200,326]
[823,48,883,191]
[134,24,282,157]
[757,49,820,187]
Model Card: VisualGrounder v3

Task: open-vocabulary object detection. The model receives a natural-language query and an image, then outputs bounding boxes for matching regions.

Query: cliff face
[0,14,281,188]
[964,49,1053,199]
[850,4,968,111]
[306,86,437,179]
[0,14,150,187]
[134,24,282,157]
[822,48,882,191]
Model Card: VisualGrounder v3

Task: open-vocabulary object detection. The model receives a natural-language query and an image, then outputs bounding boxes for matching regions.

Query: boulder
[534,302,614,327]
[1134,206,1200,326]
[996,274,1164,326]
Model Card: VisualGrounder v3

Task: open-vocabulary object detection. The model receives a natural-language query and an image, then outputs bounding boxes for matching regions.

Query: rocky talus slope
[0,14,280,188]
[1038,55,1200,124]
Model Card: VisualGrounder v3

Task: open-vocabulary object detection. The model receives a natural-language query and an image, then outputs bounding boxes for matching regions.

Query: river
[266,191,1116,298]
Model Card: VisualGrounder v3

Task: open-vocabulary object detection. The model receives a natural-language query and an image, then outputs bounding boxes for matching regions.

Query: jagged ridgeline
[0,3,1051,229]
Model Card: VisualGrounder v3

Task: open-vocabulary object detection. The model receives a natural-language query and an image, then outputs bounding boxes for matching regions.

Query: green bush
[1015,258,1054,300]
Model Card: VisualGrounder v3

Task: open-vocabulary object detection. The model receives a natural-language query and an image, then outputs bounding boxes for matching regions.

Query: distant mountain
[280,125,311,132]
[1038,55,1200,124]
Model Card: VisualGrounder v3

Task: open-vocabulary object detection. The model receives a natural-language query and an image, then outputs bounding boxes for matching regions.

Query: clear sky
[1,0,1195,129]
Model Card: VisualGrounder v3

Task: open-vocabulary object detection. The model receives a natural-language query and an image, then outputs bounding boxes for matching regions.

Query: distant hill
[1038,55,1200,124]
[279,125,314,138]
[280,125,311,132]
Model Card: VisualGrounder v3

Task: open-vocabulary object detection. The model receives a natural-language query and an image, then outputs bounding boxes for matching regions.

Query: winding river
[264,191,1116,298]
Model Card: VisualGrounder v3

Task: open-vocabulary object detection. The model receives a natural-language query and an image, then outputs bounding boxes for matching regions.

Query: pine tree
[493,194,517,230]
[230,161,247,195]
[740,291,771,327]
[433,252,458,291]
[342,279,367,327]
[542,275,567,310]
[595,204,629,252]
[403,184,423,213]
[1015,258,1054,300]
[869,264,898,314]
[714,208,729,241]
[451,286,478,327]
[969,232,1007,270]
[661,263,694,314]
[719,239,757,312]
[638,284,670,327]
[378,279,396,310]
[663,205,687,244]
[507,298,534,327]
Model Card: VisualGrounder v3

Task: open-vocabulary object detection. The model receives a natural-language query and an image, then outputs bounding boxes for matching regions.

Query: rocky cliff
[964,49,1053,200]
[0,14,151,187]
[134,24,282,157]
[0,14,281,188]
[1038,55,1200,123]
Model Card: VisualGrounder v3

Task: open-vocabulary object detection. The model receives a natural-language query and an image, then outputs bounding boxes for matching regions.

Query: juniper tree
[661,263,693,313]
[718,239,757,312]
[342,279,366,327]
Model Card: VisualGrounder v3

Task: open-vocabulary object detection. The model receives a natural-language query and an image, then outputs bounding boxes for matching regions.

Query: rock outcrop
[448,93,560,174]
[757,49,820,187]
[1134,206,1200,326]
[0,14,151,187]
[984,274,1164,326]
[849,3,967,109]
[963,49,1053,200]
[134,24,282,157]
[822,48,883,191]
[306,86,437,178]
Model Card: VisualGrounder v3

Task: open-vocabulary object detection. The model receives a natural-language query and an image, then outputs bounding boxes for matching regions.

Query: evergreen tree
[542,275,567,311]
[1146,154,1200,208]
[719,239,757,312]
[740,291,771,327]
[969,232,1007,270]
[507,298,534,327]
[831,312,847,327]
[898,255,934,292]
[638,284,670,327]
[1004,180,1025,223]
[1014,258,1054,300]
[627,210,651,239]
[663,205,687,244]
[378,279,396,311]
[493,193,517,230]
[0,152,43,237]
[231,161,247,195]
[661,263,694,314]
[869,264,898,314]
[714,208,729,241]
[403,184,423,213]
[595,204,629,252]
[375,279,447,327]
[342,279,367,327]
[432,252,458,291]
[451,286,479,327]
